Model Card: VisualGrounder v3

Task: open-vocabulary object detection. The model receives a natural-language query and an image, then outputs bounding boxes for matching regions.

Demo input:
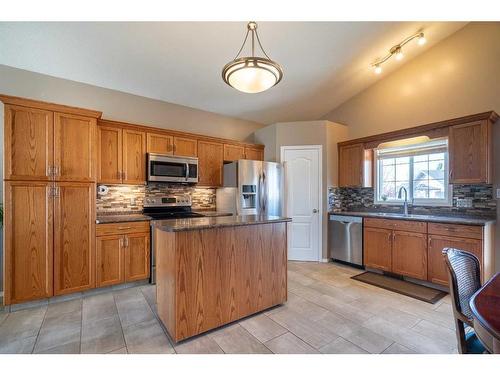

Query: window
[375,138,451,206]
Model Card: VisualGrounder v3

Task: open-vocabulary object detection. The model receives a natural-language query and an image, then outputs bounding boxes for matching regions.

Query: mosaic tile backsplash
[96,183,216,214]
[328,184,496,217]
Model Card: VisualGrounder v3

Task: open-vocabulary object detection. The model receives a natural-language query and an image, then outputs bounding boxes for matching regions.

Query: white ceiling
[0,22,467,124]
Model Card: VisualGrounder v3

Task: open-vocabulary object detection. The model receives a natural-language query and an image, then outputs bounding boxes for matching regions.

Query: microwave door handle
[185,162,189,181]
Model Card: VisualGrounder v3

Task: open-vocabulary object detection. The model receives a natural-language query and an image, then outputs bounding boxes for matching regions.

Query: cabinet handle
[124,237,129,247]
[53,166,60,177]
[118,226,132,230]
[53,186,60,197]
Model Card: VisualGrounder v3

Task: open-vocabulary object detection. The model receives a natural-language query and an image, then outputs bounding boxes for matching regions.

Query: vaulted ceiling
[0,22,466,124]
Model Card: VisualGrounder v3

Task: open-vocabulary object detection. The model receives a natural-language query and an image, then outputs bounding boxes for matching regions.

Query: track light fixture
[372,32,426,74]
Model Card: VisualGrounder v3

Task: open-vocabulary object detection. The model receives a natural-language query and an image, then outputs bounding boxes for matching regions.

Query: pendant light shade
[222,22,283,93]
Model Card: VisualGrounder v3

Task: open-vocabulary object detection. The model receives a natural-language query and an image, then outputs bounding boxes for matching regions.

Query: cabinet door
[96,235,125,287]
[54,112,97,182]
[392,231,428,280]
[123,129,146,184]
[124,232,150,282]
[4,181,53,305]
[428,235,483,286]
[4,105,54,181]
[174,136,198,157]
[147,132,174,155]
[97,125,123,184]
[224,144,245,162]
[338,144,364,187]
[54,182,95,295]
[449,120,489,183]
[198,141,224,186]
[244,147,264,161]
[363,227,392,271]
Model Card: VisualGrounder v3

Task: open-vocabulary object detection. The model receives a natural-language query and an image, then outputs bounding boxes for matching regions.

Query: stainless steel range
[144,194,204,284]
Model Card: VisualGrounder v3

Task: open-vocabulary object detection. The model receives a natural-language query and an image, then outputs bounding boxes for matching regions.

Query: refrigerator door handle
[261,171,267,214]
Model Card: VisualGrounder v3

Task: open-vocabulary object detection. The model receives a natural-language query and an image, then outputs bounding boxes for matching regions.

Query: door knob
[312,209,318,213]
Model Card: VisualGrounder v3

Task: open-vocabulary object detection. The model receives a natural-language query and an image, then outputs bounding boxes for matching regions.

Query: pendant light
[222,21,283,93]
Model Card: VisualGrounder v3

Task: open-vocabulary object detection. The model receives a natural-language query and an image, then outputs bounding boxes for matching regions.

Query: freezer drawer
[328,215,363,267]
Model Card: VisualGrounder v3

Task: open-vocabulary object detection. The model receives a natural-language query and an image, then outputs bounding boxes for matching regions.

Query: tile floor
[0,261,459,354]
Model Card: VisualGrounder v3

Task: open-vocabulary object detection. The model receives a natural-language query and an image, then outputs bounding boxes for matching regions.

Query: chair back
[442,248,481,323]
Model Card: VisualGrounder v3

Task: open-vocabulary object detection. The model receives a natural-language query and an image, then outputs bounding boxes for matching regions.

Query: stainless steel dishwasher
[328,214,363,268]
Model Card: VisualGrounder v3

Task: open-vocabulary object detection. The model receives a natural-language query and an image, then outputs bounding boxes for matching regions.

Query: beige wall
[0,64,264,142]
[254,121,348,259]
[325,22,500,272]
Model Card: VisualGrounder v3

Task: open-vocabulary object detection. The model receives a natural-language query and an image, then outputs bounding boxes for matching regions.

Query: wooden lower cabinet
[4,181,54,305]
[96,224,150,287]
[96,235,124,287]
[54,182,96,295]
[428,235,483,286]
[125,232,150,282]
[363,227,392,272]
[392,231,428,280]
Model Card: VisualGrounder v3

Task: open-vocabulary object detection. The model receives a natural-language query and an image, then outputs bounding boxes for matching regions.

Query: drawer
[364,218,427,233]
[97,221,150,236]
[428,222,482,240]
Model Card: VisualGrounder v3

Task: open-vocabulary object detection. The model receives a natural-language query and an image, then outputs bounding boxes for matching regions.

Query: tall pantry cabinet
[2,95,101,304]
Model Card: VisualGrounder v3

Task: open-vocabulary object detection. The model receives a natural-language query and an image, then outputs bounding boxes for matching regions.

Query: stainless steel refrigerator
[216,160,283,216]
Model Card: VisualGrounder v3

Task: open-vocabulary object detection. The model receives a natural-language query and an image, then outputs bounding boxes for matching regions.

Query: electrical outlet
[456,197,473,208]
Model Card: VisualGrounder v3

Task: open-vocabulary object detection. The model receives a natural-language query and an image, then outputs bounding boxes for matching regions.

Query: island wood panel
[224,143,245,162]
[4,181,53,305]
[124,232,150,282]
[392,231,428,280]
[174,136,198,157]
[244,147,264,161]
[363,227,392,272]
[449,120,490,183]
[122,129,146,184]
[156,222,287,342]
[197,140,224,187]
[96,235,124,288]
[428,234,483,286]
[147,132,173,154]
[4,105,54,181]
[98,125,123,183]
[54,112,97,182]
[53,182,95,295]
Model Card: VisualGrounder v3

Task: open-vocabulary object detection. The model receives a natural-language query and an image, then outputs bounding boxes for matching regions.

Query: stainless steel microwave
[147,153,198,183]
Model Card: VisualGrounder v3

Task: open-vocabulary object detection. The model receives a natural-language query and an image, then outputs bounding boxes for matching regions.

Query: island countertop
[152,215,291,232]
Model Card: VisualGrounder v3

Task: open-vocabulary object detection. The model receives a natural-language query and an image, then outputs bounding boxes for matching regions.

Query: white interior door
[281,146,322,262]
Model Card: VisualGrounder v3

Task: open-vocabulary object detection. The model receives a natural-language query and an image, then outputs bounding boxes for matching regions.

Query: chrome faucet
[397,186,409,216]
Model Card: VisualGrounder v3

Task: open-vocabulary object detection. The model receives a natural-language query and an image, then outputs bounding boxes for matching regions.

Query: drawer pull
[118,226,132,230]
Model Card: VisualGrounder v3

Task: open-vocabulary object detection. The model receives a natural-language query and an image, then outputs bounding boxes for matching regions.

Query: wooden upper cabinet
[363,227,392,272]
[54,182,95,295]
[338,144,372,187]
[392,231,428,280]
[98,125,123,184]
[4,181,53,305]
[198,141,224,186]
[449,120,491,183]
[54,112,97,182]
[4,105,54,181]
[224,144,245,162]
[123,129,146,184]
[174,136,198,157]
[125,232,150,282]
[147,132,173,155]
[428,235,483,286]
[245,147,264,161]
[96,235,124,288]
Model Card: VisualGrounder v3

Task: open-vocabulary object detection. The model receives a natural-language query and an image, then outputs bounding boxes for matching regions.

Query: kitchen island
[153,215,291,342]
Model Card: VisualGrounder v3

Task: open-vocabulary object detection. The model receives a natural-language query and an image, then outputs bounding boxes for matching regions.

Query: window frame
[374,142,452,207]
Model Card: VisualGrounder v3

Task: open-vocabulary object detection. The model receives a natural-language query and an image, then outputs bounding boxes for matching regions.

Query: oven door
[147,154,198,183]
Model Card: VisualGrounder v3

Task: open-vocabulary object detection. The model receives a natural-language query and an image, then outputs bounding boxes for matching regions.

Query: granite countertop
[329,211,495,226]
[153,215,292,232]
[96,214,152,224]
[192,210,233,217]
